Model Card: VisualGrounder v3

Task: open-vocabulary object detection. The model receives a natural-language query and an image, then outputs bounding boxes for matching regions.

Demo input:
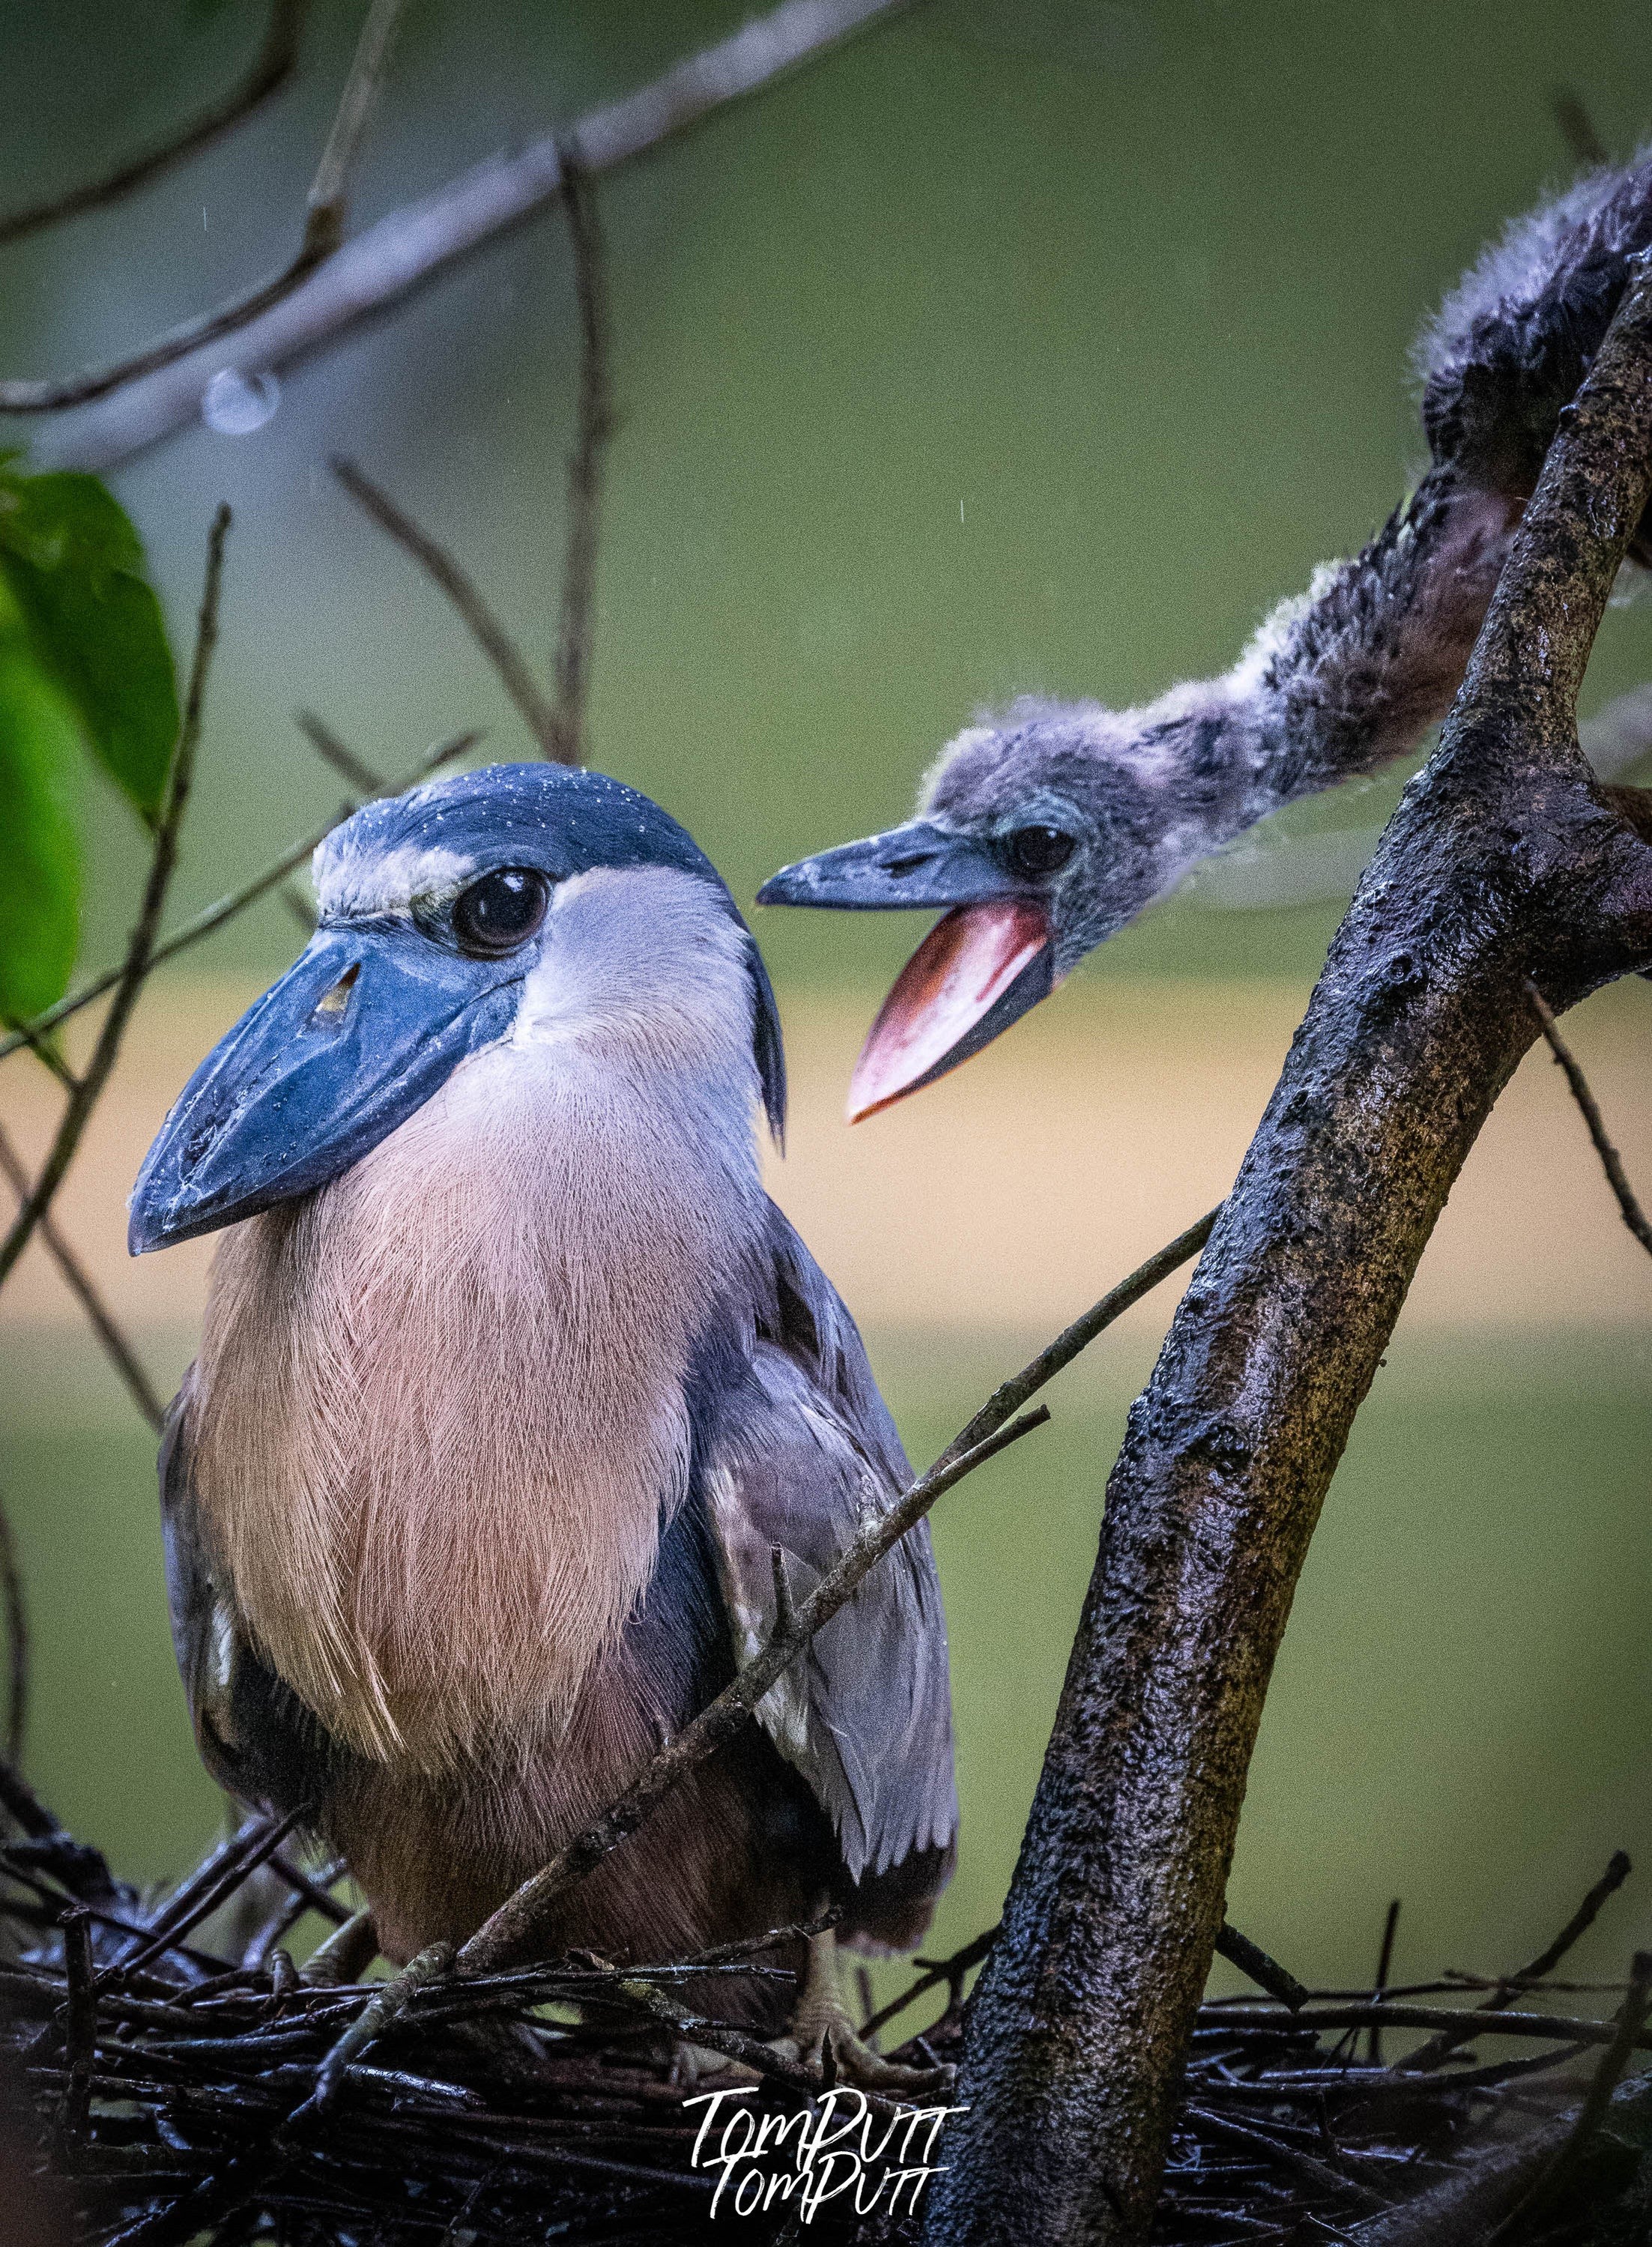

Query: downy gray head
[757,674,1272,1120]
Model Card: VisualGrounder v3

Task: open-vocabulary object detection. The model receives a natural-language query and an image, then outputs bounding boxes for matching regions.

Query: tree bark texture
[928,255,1652,2246]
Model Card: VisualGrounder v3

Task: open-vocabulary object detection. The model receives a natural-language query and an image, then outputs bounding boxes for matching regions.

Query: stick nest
[4,1791,1652,2247]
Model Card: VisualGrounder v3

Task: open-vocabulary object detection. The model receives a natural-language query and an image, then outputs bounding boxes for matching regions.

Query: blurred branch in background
[0,1122,165,1432]
[0,0,408,414]
[295,707,386,796]
[331,457,566,758]
[1553,87,1610,169]
[0,0,311,251]
[548,155,616,768]
[330,155,615,767]
[22,0,915,473]
[0,1490,24,1770]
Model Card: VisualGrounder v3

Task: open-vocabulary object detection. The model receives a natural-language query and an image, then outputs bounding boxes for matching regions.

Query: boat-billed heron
[760,152,1652,1115]
[131,763,954,2043]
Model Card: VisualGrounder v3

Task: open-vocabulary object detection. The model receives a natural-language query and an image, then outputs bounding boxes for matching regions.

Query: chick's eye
[453,868,549,955]
[1005,825,1077,879]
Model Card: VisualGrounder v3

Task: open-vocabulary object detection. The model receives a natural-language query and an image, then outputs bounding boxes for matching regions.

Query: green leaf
[0,466,179,821]
[0,608,82,1026]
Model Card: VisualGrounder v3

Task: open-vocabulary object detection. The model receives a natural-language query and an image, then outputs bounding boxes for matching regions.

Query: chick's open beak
[847,901,1052,1120]
[758,824,1056,1118]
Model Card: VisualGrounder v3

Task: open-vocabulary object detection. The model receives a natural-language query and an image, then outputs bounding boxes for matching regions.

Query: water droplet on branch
[201,369,280,437]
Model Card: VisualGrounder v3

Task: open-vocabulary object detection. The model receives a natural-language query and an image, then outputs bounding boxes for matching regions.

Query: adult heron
[760,153,1652,1116]
[131,763,954,2072]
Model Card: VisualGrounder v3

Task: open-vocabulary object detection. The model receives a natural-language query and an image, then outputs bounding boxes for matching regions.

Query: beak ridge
[757,822,1020,913]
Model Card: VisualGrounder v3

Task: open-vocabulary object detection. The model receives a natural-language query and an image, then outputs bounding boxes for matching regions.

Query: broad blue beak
[130,924,524,1253]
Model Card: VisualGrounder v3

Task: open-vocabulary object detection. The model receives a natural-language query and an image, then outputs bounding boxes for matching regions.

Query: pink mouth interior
[847,901,1051,1122]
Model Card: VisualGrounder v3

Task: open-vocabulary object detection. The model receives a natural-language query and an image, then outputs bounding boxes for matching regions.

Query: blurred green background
[1,0,1651,2004]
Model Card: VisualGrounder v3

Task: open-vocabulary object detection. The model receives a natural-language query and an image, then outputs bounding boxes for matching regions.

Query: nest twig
[3,1791,1651,2246]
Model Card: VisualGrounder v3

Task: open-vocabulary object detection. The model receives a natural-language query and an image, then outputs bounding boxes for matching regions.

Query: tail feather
[1417,151,1652,512]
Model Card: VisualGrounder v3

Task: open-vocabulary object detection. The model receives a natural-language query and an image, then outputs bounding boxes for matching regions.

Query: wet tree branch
[28,0,914,471]
[0,506,231,1295]
[926,258,1652,2246]
[0,0,405,414]
[0,0,310,250]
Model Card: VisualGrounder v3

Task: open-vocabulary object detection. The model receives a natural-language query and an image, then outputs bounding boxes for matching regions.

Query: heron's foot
[300,1906,379,1987]
[771,1931,953,2094]
[671,2039,745,2088]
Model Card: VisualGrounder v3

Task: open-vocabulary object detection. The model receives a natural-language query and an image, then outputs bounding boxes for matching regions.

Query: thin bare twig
[0,729,479,1065]
[1406,1849,1633,2072]
[548,152,616,766]
[0,1493,25,1768]
[295,710,386,796]
[300,1207,1218,2101]
[60,1908,95,2142]
[0,0,405,414]
[862,1925,999,2040]
[1525,980,1652,1256]
[0,505,230,1293]
[0,1121,166,1432]
[267,1851,351,1930]
[1213,1922,1310,2012]
[1488,1950,1652,2243]
[1510,1851,1634,1986]
[1370,1899,1401,2066]
[1201,1998,1652,2051]
[36,0,915,471]
[0,1,309,250]
[2,1015,77,1092]
[330,456,563,757]
[934,1204,1221,1474]
[113,1809,308,1981]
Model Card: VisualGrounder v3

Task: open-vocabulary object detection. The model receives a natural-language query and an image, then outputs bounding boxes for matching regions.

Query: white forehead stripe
[312,840,476,919]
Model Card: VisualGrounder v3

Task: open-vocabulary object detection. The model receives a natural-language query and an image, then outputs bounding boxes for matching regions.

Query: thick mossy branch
[928,261,1652,2246]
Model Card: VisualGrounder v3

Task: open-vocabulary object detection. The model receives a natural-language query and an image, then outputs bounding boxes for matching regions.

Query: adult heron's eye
[1005,825,1076,879]
[453,868,549,955]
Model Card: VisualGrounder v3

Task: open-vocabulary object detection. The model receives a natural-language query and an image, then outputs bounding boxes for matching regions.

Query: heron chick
[131,764,954,2054]
[760,151,1652,1115]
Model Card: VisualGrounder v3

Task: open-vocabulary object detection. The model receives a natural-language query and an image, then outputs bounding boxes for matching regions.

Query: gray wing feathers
[704,1209,957,1882]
